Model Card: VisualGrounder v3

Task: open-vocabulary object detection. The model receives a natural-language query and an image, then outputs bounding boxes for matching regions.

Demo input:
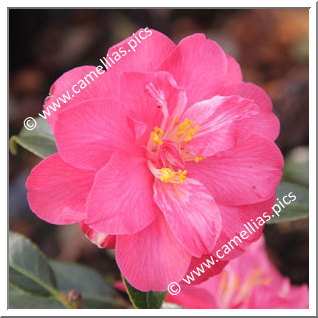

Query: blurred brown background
[9,9,309,286]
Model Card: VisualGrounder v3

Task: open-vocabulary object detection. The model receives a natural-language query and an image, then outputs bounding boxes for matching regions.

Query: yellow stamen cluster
[177,118,200,142]
[161,168,175,183]
[151,126,164,145]
[160,168,188,184]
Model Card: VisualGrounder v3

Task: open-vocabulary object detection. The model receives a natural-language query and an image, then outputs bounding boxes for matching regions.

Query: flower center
[160,168,188,184]
[147,117,205,184]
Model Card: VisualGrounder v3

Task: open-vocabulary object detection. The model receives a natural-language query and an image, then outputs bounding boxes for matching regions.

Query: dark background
[9,9,309,288]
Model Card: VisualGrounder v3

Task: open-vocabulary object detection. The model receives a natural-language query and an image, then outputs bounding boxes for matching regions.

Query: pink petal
[153,178,221,257]
[218,82,273,112]
[214,196,276,261]
[43,66,113,131]
[187,135,283,206]
[247,283,309,309]
[106,29,176,73]
[79,222,116,249]
[181,95,259,157]
[26,154,95,224]
[86,153,158,235]
[217,82,279,140]
[54,98,136,171]
[182,255,229,286]
[165,285,218,309]
[160,33,228,106]
[224,54,243,84]
[116,213,191,292]
[119,71,186,144]
[237,112,280,142]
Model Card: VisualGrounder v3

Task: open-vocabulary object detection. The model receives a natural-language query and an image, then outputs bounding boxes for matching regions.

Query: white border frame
[3,1,316,316]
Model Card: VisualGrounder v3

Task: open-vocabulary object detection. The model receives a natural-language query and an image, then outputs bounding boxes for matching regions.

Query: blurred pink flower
[116,237,309,309]
[26,29,283,291]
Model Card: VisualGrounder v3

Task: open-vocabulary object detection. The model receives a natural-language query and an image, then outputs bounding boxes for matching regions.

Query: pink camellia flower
[168,237,309,309]
[26,29,283,291]
[116,236,309,309]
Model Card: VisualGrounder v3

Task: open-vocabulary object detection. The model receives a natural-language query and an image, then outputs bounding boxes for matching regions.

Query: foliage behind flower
[26,29,283,292]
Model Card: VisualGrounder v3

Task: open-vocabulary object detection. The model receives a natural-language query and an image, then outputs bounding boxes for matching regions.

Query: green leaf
[9,116,57,158]
[267,182,309,224]
[9,285,64,309]
[283,146,309,187]
[123,276,167,309]
[9,231,57,295]
[9,232,71,308]
[50,260,123,309]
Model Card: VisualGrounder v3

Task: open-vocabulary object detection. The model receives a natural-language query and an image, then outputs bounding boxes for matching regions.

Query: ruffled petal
[43,66,113,131]
[218,82,273,112]
[180,95,259,157]
[107,28,176,73]
[187,135,283,206]
[86,153,158,235]
[160,33,228,106]
[79,222,116,249]
[116,213,191,292]
[213,196,276,261]
[26,154,95,224]
[153,178,221,257]
[119,71,187,144]
[54,98,136,170]
[224,54,243,84]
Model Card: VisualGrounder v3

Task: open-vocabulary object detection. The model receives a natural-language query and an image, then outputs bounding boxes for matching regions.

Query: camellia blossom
[26,29,283,291]
[167,237,309,308]
[116,237,309,308]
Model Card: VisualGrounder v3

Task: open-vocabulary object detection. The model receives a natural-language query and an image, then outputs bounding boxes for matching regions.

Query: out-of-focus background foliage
[9,8,309,297]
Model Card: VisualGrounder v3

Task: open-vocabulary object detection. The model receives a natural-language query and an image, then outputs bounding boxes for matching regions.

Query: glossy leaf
[50,260,124,308]
[123,276,167,309]
[9,232,57,296]
[283,146,309,187]
[9,116,57,158]
[9,285,64,309]
[9,232,72,308]
[267,182,309,224]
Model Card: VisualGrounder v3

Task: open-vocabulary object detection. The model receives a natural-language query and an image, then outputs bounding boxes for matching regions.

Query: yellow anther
[160,168,176,183]
[176,118,200,142]
[151,126,164,146]
[247,269,272,287]
[220,273,228,292]
[233,274,240,290]
[220,273,240,293]
[174,118,180,123]
[184,134,193,142]
[177,170,188,184]
[160,168,187,184]
[177,124,186,132]
[184,119,194,128]
[194,156,205,163]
